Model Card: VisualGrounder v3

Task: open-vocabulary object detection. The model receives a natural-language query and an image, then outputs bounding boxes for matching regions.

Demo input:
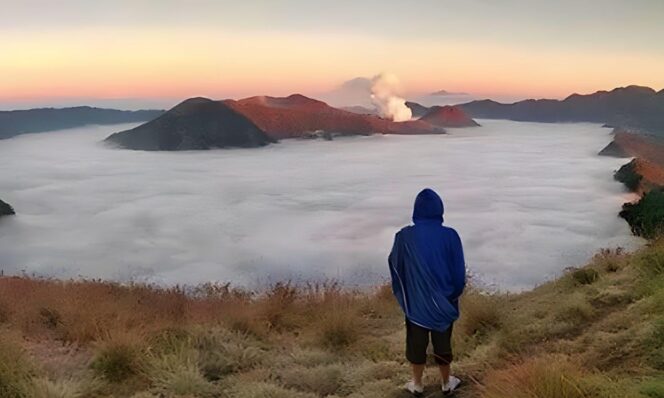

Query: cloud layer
[0,121,641,290]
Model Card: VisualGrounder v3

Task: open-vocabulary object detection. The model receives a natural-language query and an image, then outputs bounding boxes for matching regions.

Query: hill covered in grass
[1,240,663,397]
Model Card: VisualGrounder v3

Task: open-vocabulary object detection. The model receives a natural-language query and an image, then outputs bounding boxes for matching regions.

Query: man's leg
[405,319,429,392]
[412,363,426,386]
[438,363,450,385]
[431,324,455,388]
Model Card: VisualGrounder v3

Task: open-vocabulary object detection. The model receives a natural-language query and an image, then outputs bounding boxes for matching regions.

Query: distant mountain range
[0,107,164,140]
[106,94,474,151]
[460,85,664,136]
[430,89,469,96]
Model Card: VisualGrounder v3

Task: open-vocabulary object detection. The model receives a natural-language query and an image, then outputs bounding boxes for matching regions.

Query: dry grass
[0,241,663,396]
[0,330,33,398]
[480,356,590,398]
[90,333,145,383]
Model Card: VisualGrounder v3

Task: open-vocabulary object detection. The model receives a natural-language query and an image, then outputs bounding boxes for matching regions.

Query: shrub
[614,160,643,192]
[90,337,143,382]
[570,268,600,285]
[620,188,664,239]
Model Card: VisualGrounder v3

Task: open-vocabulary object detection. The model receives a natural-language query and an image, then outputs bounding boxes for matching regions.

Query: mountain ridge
[0,106,164,140]
[460,85,664,136]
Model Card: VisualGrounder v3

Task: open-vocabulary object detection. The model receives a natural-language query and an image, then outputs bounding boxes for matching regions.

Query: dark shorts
[405,319,454,365]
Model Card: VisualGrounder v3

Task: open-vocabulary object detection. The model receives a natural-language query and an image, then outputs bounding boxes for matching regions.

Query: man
[389,188,466,396]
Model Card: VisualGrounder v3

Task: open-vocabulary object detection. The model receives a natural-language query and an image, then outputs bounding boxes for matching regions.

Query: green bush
[620,188,664,239]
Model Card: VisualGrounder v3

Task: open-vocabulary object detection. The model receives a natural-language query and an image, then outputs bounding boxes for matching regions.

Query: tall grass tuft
[0,332,33,398]
[90,334,143,382]
[317,305,361,349]
[480,356,591,398]
[457,289,502,338]
[142,337,216,397]
[227,381,318,398]
[636,241,664,279]
[27,377,88,398]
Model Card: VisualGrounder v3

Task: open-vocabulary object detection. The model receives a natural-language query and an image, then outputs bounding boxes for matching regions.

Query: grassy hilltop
[1,240,663,397]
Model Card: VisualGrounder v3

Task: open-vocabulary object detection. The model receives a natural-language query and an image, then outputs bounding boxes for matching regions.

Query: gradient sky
[1,0,663,109]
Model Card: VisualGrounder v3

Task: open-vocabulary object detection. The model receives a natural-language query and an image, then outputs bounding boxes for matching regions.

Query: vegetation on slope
[621,189,664,239]
[615,160,645,193]
[0,240,663,397]
[0,198,15,217]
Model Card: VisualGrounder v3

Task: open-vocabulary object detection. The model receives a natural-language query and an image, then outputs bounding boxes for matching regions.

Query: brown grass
[0,241,663,396]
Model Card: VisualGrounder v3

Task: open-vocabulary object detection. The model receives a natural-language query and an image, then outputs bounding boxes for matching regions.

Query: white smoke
[370,73,413,122]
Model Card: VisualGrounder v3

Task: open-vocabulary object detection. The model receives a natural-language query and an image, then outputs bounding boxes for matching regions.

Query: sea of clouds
[0,120,642,290]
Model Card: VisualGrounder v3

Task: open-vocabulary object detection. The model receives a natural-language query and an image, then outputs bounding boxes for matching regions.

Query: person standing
[389,188,466,396]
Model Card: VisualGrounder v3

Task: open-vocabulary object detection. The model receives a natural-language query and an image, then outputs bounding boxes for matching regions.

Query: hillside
[224,94,444,139]
[461,86,664,136]
[419,106,480,128]
[0,240,662,397]
[0,107,164,140]
[599,131,664,237]
[0,198,15,217]
[104,98,274,150]
[405,101,431,118]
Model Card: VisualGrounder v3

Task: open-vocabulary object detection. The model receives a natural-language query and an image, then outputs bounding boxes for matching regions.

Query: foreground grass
[1,242,663,397]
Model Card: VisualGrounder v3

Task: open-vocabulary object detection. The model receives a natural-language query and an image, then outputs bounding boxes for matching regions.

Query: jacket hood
[412,188,444,224]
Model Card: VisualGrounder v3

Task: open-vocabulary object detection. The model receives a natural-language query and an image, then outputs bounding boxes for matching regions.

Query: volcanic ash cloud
[370,73,413,122]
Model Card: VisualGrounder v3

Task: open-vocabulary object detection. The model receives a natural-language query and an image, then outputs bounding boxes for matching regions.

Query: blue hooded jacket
[388,188,466,332]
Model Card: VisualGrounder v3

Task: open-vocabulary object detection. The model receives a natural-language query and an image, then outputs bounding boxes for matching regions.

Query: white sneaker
[442,375,462,395]
[404,380,424,396]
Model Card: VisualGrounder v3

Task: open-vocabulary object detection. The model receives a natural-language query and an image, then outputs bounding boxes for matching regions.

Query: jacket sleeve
[388,231,406,311]
[449,230,466,301]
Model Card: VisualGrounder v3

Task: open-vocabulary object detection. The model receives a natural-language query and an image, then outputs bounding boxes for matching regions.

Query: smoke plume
[370,73,412,122]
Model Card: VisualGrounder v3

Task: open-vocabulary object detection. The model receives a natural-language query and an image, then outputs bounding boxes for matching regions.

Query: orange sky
[2,1,663,107]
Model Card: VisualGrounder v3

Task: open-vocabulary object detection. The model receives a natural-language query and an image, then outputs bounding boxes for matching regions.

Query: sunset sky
[1,0,663,109]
